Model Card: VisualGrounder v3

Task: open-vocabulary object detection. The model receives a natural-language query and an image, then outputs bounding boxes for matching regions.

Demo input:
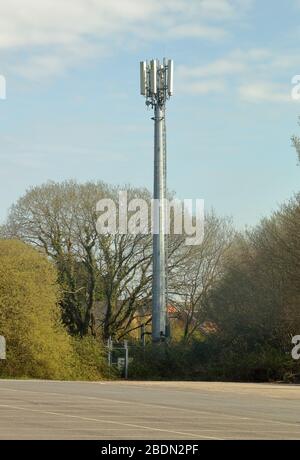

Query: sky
[0,0,300,228]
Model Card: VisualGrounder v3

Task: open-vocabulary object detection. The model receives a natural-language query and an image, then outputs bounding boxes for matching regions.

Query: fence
[106,338,129,379]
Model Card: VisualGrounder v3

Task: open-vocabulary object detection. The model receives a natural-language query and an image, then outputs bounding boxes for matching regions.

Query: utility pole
[140,58,174,342]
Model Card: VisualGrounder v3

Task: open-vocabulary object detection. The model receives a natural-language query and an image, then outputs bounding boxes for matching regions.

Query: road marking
[0,404,222,440]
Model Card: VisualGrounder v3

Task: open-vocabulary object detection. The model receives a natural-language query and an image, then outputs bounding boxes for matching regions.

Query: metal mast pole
[140,58,174,343]
[153,103,166,341]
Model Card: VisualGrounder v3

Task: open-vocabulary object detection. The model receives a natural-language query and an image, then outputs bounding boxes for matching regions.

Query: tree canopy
[0,239,75,378]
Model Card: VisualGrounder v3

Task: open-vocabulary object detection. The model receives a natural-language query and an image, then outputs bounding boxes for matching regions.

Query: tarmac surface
[0,379,299,440]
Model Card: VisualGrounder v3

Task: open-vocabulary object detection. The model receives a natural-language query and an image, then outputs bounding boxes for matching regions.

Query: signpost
[107,338,129,379]
[0,336,6,360]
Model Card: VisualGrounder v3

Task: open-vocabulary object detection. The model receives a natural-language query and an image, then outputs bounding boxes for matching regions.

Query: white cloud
[239,83,290,103]
[0,0,253,79]
[178,79,226,94]
[178,47,300,102]
[12,42,105,79]
[167,24,228,41]
[178,48,272,79]
[178,59,246,79]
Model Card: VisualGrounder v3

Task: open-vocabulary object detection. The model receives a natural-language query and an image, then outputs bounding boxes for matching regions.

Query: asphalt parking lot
[0,379,299,439]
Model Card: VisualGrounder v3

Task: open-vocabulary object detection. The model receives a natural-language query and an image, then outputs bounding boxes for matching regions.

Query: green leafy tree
[0,239,75,379]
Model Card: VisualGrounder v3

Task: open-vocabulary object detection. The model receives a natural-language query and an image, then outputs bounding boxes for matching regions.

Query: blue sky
[0,0,300,228]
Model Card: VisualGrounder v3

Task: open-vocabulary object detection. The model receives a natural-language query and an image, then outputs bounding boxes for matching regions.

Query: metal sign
[107,338,129,379]
[0,336,6,360]
[117,357,125,371]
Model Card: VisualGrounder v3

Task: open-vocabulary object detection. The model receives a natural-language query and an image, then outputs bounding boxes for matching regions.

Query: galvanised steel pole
[152,104,167,342]
[140,58,173,342]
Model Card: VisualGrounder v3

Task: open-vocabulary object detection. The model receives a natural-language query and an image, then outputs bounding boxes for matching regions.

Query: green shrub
[71,336,113,380]
[0,240,111,381]
[0,240,75,379]
[128,338,299,382]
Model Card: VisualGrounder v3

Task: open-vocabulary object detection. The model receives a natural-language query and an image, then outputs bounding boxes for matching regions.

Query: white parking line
[0,403,222,440]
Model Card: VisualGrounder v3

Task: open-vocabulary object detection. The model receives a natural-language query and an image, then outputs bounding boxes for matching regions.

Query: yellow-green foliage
[0,240,75,379]
[0,240,110,380]
[72,336,113,380]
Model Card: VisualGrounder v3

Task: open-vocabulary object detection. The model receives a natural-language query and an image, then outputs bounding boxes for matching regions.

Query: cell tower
[140,58,174,342]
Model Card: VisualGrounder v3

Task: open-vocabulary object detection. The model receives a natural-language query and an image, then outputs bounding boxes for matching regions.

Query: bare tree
[3,180,234,342]
[2,180,153,339]
[168,212,233,339]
